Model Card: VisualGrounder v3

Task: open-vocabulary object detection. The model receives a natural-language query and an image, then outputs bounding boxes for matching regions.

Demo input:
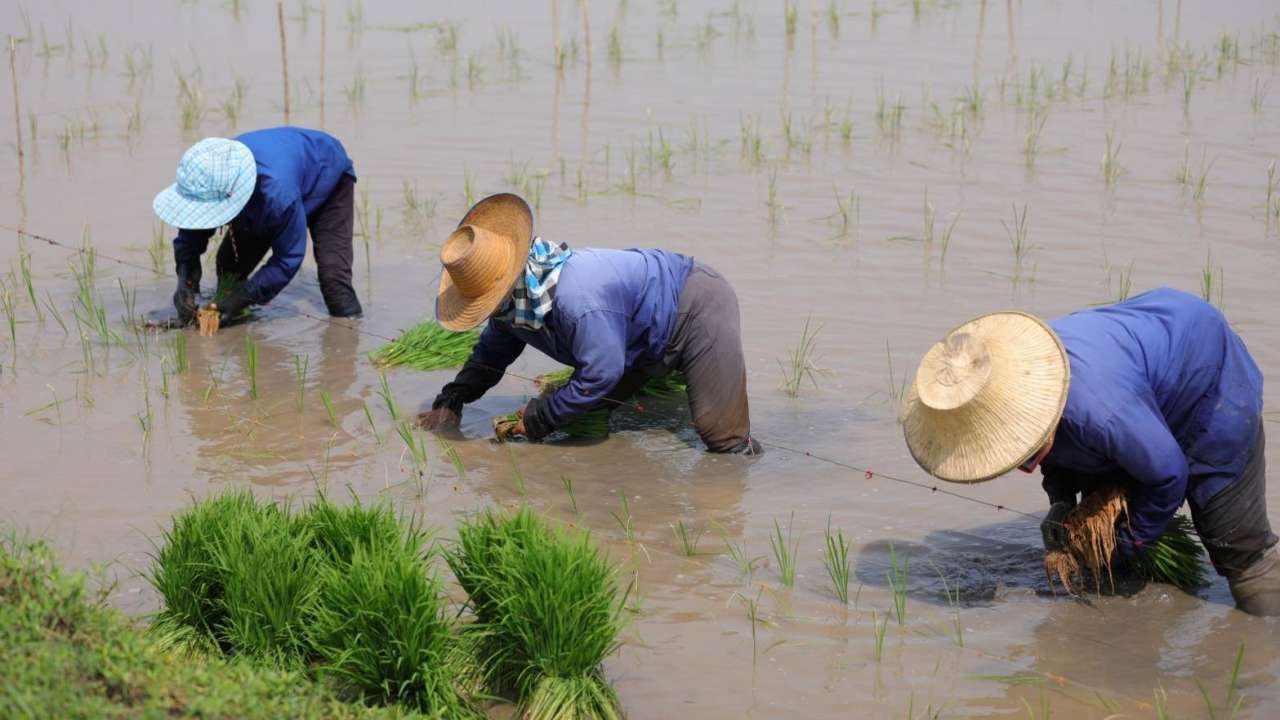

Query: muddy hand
[418,407,460,431]
[491,410,526,442]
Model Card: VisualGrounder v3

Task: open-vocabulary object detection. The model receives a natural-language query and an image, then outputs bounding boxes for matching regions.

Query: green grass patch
[372,321,480,371]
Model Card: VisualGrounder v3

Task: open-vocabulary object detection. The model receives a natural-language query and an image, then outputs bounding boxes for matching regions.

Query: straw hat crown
[436,193,533,331]
[903,312,1069,483]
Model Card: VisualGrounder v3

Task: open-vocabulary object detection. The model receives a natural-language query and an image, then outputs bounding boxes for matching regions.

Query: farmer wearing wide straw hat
[417,193,760,455]
[153,127,363,328]
[903,288,1279,616]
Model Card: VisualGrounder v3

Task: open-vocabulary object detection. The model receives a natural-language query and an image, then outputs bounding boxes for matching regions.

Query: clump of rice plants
[1043,486,1207,595]
[448,506,628,720]
[304,502,477,716]
[372,320,480,371]
[148,492,476,714]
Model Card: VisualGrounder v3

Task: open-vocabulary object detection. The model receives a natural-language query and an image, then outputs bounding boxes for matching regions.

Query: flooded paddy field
[2,0,1279,717]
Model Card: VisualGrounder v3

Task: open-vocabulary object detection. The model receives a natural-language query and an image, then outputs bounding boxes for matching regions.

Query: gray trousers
[601,263,756,454]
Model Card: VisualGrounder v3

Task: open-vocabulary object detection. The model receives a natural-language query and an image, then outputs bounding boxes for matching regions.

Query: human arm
[172,228,215,323]
[1103,398,1190,557]
[521,310,627,441]
[420,322,528,428]
[235,198,308,310]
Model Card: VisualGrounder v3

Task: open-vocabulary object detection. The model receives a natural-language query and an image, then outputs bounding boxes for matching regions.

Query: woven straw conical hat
[902,312,1069,483]
[436,193,533,331]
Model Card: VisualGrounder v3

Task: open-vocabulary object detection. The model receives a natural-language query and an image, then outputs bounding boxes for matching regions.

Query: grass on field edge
[0,532,426,719]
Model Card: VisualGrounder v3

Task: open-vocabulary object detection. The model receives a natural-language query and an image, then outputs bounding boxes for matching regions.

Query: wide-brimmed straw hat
[436,193,534,331]
[153,138,257,230]
[902,312,1069,483]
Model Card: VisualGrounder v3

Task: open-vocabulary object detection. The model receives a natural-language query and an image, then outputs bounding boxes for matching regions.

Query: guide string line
[5,223,1040,521]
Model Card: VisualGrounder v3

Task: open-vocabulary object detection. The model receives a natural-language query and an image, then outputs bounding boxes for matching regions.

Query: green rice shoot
[372,320,480,371]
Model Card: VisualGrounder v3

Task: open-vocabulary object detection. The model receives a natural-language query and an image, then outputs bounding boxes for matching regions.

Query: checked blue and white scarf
[498,237,572,332]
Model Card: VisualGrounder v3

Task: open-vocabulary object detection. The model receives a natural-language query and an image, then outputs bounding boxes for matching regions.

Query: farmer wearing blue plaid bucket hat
[416,193,761,455]
[153,127,362,328]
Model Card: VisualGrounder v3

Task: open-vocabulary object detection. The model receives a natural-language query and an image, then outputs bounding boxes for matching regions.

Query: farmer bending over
[153,127,363,328]
[902,288,1278,615]
[417,193,760,455]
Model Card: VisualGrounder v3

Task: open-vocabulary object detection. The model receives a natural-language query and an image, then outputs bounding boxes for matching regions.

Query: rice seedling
[1201,254,1225,310]
[1002,202,1031,271]
[42,290,67,335]
[610,493,635,542]
[438,439,466,479]
[320,389,338,428]
[372,320,479,371]
[671,520,705,557]
[361,400,382,444]
[1248,77,1268,114]
[344,66,367,108]
[871,608,888,661]
[220,76,248,128]
[938,211,962,269]
[1107,260,1135,302]
[769,513,799,587]
[826,0,840,34]
[823,518,851,605]
[377,372,400,422]
[875,81,906,135]
[930,560,963,646]
[292,354,308,411]
[886,542,909,625]
[779,315,824,397]
[922,189,936,245]
[1102,128,1124,186]
[448,507,628,719]
[831,187,861,239]
[734,586,765,666]
[395,420,428,476]
[1266,160,1280,223]
[1192,643,1248,720]
[560,475,579,515]
[171,331,188,374]
[1182,65,1198,113]
[175,69,206,135]
[463,169,475,208]
[738,113,765,165]
[784,1,798,35]
[1022,109,1048,167]
[1193,149,1215,203]
[1,282,17,356]
[16,251,41,323]
[244,335,259,400]
[607,26,622,65]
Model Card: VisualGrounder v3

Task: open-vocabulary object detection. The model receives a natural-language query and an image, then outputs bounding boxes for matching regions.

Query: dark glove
[417,407,461,431]
[215,288,254,327]
[1041,501,1074,551]
[173,262,202,325]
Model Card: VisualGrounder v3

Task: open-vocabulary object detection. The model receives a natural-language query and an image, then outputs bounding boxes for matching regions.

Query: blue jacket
[1042,288,1263,552]
[172,127,355,305]
[434,248,695,438]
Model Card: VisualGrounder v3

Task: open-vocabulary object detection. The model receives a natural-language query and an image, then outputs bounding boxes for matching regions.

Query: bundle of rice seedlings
[493,412,523,442]
[149,489,285,654]
[310,542,478,716]
[534,368,688,399]
[1043,486,1207,595]
[372,320,480,371]
[448,507,628,719]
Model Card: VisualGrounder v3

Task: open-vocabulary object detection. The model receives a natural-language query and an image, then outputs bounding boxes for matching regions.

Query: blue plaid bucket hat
[153,138,257,230]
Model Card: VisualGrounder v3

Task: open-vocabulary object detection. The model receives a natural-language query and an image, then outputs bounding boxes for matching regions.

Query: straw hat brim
[436,193,534,331]
[902,311,1069,484]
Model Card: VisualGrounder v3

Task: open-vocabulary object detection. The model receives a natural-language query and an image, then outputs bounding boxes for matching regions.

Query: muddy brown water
[3,0,1280,717]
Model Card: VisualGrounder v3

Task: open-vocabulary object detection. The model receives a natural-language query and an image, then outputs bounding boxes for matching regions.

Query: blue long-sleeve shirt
[1041,287,1263,552]
[172,127,355,305]
[434,248,695,437]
